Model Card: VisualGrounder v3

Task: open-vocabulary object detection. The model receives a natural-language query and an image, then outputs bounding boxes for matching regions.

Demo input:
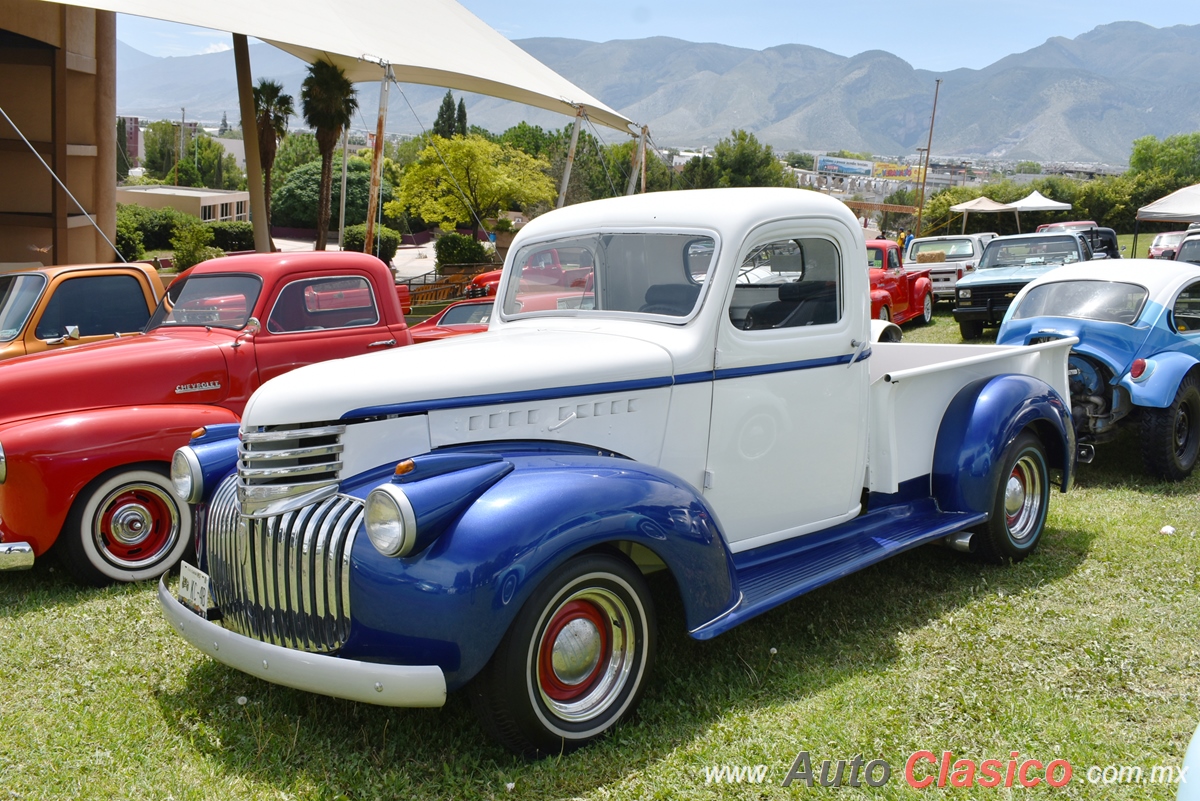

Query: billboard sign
[816,155,873,176]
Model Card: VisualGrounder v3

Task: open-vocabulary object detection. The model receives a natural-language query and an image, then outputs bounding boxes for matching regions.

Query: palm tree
[252,79,294,235]
[301,60,357,250]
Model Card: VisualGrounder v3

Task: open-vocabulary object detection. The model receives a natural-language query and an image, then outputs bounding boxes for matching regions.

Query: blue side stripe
[342,350,871,420]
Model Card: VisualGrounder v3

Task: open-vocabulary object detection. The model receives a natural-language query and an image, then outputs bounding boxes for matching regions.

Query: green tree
[880,187,918,234]
[301,59,358,250]
[500,122,554,158]
[273,131,321,186]
[193,133,245,190]
[271,158,392,230]
[1014,160,1042,174]
[456,98,467,137]
[680,155,719,189]
[786,151,814,171]
[253,78,295,230]
[142,120,180,180]
[116,118,129,181]
[218,111,229,136]
[394,134,555,237]
[1129,133,1200,182]
[713,129,787,187]
[433,90,457,139]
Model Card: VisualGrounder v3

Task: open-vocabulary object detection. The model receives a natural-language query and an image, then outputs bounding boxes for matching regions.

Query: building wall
[0,1,116,265]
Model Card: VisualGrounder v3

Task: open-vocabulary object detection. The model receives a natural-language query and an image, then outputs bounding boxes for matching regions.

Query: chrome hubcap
[552,618,603,685]
[110,503,153,545]
[1004,477,1026,517]
[1004,454,1043,543]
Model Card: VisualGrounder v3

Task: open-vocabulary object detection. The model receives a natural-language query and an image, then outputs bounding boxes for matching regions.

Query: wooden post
[556,107,583,209]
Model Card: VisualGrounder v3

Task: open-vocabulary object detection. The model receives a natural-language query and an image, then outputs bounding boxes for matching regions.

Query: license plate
[178,562,211,616]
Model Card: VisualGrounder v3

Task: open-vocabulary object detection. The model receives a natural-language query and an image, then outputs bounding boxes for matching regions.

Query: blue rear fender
[932,374,1075,516]
[1119,349,1200,409]
[342,447,739,690]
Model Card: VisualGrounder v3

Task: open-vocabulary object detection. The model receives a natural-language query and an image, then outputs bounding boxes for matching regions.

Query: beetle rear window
[1012,280,1148,325]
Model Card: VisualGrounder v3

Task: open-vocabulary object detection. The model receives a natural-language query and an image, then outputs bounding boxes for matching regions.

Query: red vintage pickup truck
[0,251,412,585]
[866,239,934,326]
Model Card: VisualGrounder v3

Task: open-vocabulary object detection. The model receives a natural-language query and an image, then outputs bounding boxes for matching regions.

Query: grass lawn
[2,308,1198,799]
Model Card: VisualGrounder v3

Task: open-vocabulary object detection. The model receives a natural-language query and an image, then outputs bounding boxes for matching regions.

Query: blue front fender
[341,445,738,690]
[932,374,1075,516]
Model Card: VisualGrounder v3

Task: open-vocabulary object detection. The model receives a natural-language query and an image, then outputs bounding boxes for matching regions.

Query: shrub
[171,222,225,270]
[492,217,514,233]
[343,224,402,263]
[435,232,490,268]
[206,221,255,252]
[118,204,201,250]
[115,213,145,262]
[271,159,393,230]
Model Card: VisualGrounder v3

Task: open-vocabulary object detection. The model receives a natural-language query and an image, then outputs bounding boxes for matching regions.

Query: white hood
[243,327,677,426]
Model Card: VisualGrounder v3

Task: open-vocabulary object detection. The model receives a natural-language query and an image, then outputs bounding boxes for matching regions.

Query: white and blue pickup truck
[160,188,1078,756]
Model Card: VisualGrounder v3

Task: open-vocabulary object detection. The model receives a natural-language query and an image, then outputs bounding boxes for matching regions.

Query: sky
[116,0,1200,72]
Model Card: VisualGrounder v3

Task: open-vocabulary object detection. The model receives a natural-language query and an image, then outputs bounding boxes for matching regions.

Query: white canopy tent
[948,196,1010,234]
[1004,190,1072,233]
[1137,184,1200,223]
[38,0,636,252]
[1133,183,1200,256]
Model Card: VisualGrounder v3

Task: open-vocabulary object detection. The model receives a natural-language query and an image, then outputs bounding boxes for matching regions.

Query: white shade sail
[1004,190,1071,212]
[43,0,635,134]
[1137,183,1200,223]
[948,196,1011,213]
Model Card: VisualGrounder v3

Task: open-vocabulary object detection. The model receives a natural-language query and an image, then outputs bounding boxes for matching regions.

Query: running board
[691,500,986,640]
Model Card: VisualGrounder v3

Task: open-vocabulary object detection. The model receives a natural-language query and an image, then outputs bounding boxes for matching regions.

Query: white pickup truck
[161,188,1077,756]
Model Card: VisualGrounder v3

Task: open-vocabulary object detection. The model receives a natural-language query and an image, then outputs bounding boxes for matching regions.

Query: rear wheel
[1141,373,1200,481]
[919,292,933,324]
[959,319,984,340]
[972,431,1049,564]
[57,465,193,586]
[469,552,656,757]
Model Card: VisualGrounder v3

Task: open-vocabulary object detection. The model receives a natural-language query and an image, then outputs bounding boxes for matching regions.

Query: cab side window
[267,276,378,333]
[728,237,842,330]
[36,274,150,339]
[1173,281,1200,333]
[887,248,900,271]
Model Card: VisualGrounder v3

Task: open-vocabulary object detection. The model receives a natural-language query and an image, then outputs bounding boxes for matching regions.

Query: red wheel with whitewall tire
[57,465,193,586]
[468,552,656,757]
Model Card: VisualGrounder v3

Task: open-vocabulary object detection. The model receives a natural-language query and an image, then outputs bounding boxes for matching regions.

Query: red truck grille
[204,473,360,653]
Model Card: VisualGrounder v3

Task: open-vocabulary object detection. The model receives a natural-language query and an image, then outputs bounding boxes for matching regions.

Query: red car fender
[869,288,891,318]
[0,404,238,555]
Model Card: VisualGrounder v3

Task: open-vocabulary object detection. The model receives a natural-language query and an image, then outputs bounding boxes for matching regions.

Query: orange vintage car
[0,262,165,360]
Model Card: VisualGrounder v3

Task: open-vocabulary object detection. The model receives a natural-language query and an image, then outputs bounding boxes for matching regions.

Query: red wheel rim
[94,483,179,568]
[538,599,611,702]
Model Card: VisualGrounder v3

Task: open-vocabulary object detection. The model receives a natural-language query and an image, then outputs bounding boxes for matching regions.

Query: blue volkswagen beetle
[997,259,1200,480]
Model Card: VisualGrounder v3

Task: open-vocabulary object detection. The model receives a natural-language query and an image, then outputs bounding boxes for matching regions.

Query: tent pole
[337,126,349,249]
[1132,218,1140,259]
[364,64,392,254]
[625,133,643,195]
[556,107,583,209]
[233,34,270,253]
[1015,210,1021,234]
[640,125,647,193]
[962,212,967,234]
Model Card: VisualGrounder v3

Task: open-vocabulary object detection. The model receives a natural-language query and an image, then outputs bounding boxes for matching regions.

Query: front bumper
[158,578,447,708]
[0,542,34,570]
[952,302,1010,325]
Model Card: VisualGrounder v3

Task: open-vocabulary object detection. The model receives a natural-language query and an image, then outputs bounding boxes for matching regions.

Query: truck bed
[866,339,1075,494]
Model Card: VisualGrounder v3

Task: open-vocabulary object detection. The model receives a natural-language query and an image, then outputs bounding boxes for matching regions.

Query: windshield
[0,273,47,342]
[1175,239,1200,265]
[501,233,713,318]
[910,238,976,261]
[440,302,492,325]
[147,274,262,330]
[979,236,1081,269]
[1013,280,1147,325]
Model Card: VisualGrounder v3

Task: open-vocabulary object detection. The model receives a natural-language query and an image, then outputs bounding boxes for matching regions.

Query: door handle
[848,338,868,366]
[368,339,397,348]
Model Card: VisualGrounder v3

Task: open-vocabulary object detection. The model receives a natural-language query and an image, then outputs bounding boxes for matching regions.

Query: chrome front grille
[205,473,361,653]
[238,423,345,517]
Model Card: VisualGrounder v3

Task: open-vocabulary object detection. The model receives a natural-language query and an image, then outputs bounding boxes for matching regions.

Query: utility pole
[176,107,185,186]
[914,79,941,236]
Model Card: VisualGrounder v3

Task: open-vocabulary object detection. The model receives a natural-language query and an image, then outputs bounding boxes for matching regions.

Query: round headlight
[365,485,417,557]
[170,447,203,503]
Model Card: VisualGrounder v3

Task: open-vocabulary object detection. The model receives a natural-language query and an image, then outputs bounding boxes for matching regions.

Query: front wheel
[878,305,891,322]
[1140,373,1200,481]
[958,319,984,340]
[468,552,656,757]
[57,465,193,586]
[972,431,1050,563]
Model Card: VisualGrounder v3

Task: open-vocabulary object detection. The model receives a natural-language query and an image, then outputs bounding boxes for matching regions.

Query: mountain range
[116,21,1200,166]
